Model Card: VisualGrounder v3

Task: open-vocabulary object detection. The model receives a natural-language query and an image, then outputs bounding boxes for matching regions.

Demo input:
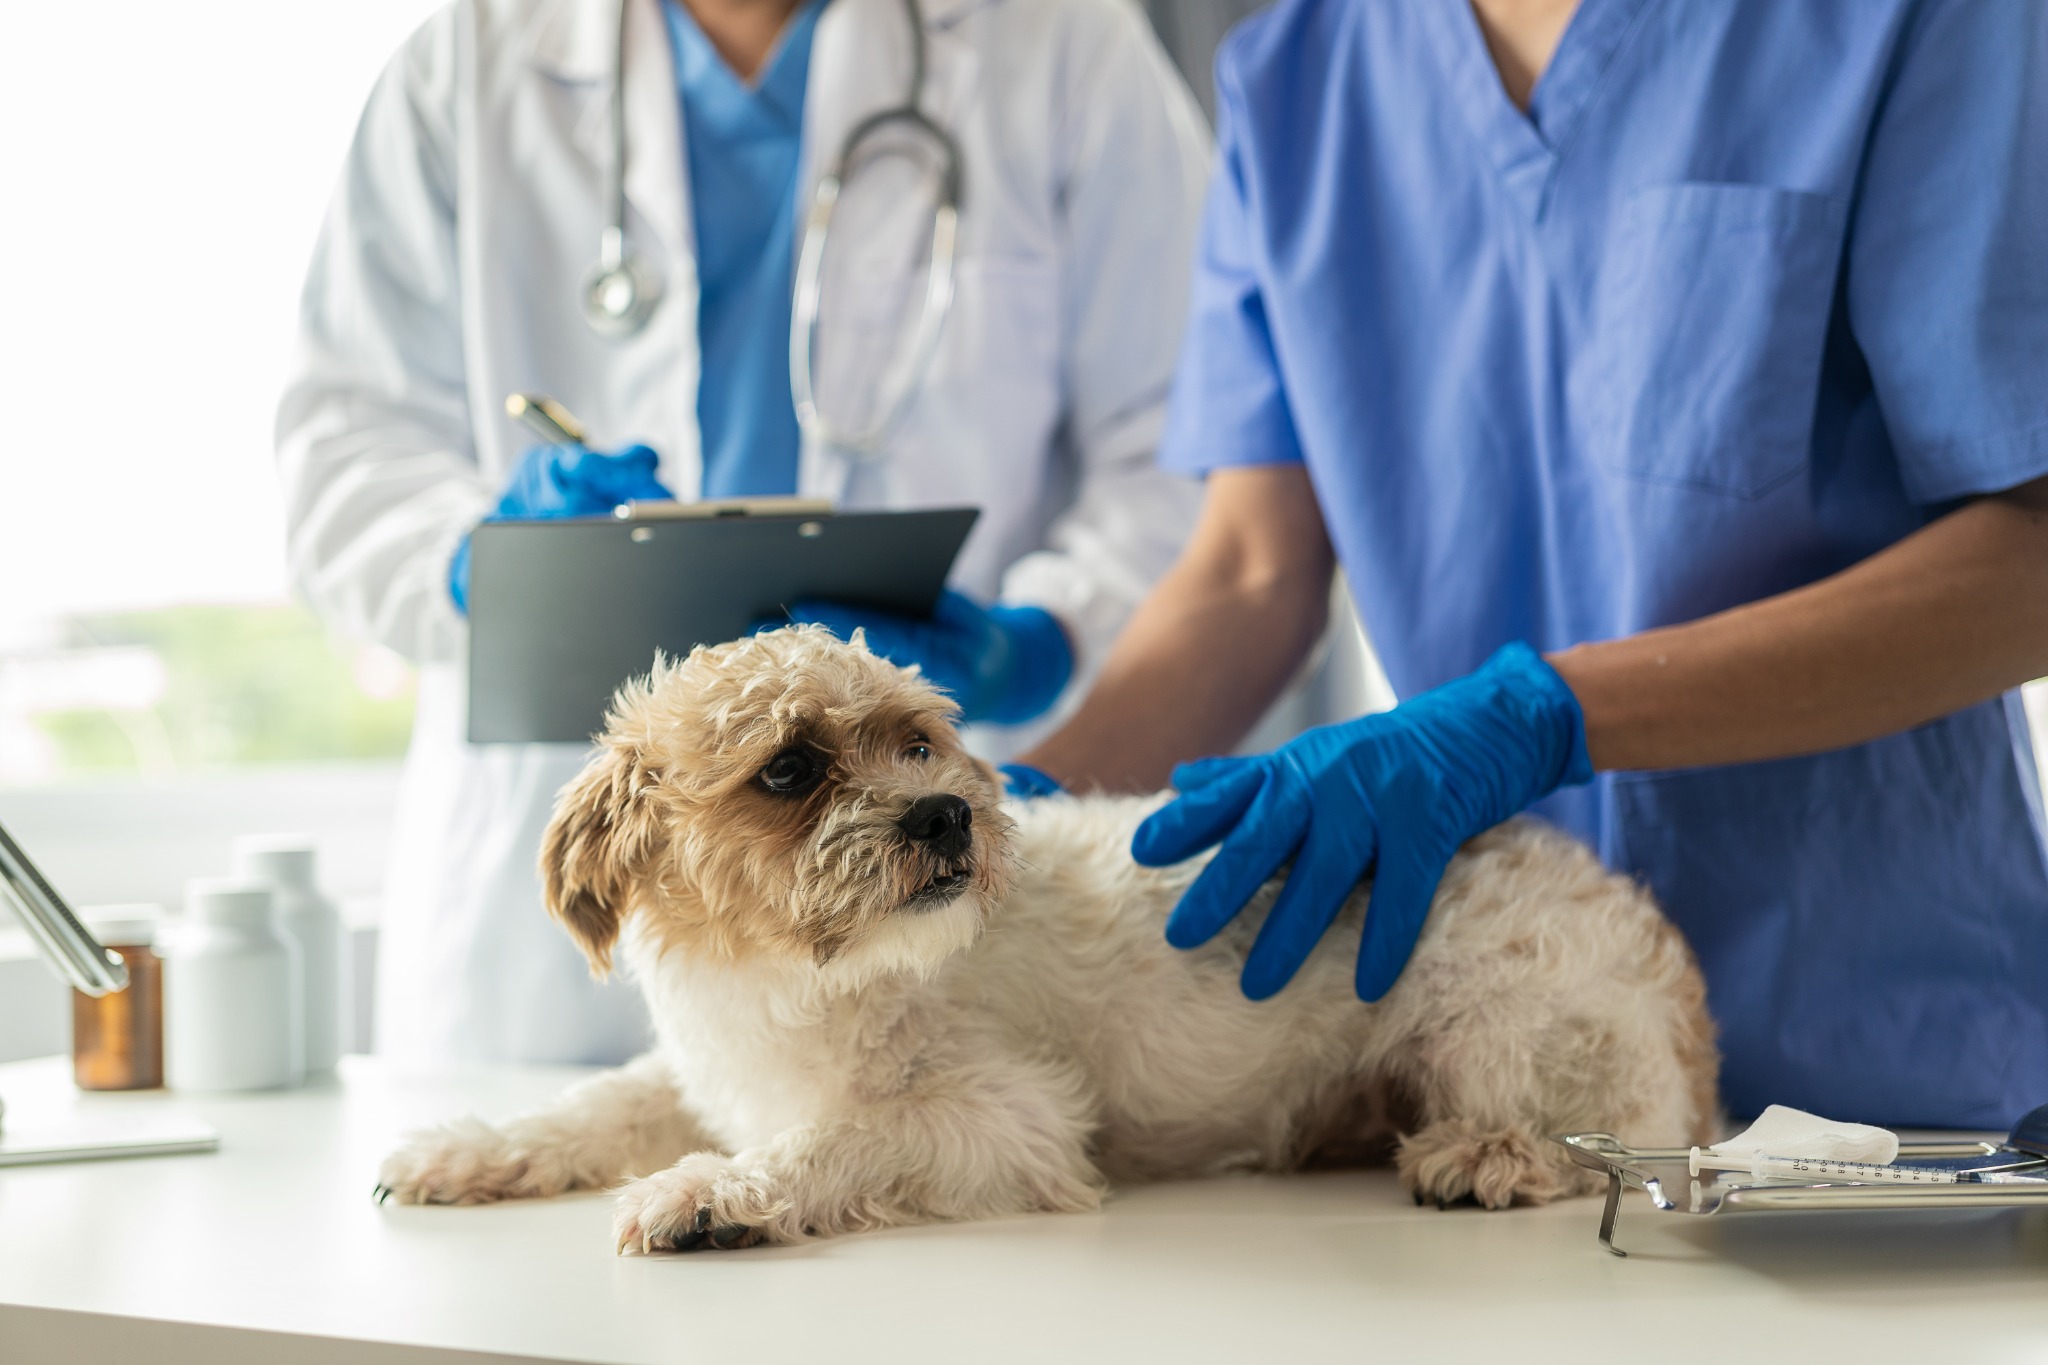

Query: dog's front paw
[377,1117,564,1206]
[613,1152,794,1254]
[1397,1119,1595,1210]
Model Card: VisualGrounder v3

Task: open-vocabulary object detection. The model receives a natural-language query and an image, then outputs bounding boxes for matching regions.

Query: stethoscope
[581,0,963,457]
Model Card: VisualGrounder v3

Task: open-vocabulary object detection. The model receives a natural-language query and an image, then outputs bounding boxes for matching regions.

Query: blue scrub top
[1165,0,2048,1127]
[663,0,823,498]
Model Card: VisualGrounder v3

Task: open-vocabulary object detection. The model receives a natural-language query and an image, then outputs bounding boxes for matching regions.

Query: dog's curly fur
[378,627,1719,1252]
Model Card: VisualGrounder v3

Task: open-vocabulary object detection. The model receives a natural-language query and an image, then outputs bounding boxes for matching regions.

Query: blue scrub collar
[664,0,826,132]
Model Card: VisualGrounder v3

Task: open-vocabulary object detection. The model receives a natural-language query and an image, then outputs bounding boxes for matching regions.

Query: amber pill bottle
[71,908,165,1091]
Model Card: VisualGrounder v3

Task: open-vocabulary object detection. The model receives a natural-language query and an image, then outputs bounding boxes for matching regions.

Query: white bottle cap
[231,836,317,886]
[80,903,163,948]
[185,877,276,924]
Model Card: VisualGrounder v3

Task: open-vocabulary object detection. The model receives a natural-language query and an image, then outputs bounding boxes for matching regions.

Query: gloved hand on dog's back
[1132,642,1593,1003]
[772,590,1074,726]
[449,443,673,613]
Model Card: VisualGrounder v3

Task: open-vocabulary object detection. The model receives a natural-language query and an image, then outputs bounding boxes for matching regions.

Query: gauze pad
[1707,1104,1900,1166]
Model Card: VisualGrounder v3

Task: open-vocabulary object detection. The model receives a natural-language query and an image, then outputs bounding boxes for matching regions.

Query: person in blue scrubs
[663,0,806,501]
[667,0,815,501]
[1019,0,2048,1129]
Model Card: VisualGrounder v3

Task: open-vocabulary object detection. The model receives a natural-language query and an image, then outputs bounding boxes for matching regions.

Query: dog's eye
[905,736,932,763]
[758,748,825,796]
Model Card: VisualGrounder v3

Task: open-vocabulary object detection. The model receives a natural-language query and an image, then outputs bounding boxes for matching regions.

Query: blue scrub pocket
[1576,184,1848,498]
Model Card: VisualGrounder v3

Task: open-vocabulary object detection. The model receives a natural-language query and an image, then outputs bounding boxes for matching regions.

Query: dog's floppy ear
[539,740,664,978]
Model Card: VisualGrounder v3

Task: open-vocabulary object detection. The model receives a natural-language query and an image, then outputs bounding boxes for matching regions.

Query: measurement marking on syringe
[1689,1149,1961,1183]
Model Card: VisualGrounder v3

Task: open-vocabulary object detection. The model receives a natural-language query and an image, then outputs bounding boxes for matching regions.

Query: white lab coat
[276,0,1212,1066]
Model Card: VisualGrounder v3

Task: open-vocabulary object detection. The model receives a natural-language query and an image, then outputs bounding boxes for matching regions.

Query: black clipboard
[465,506,979,744]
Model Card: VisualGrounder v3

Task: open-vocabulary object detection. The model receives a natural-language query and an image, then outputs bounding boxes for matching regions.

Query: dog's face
[539,626,1015,983]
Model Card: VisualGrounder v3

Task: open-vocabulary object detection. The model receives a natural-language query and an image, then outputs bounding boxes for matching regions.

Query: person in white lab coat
[276,0,1212,1066]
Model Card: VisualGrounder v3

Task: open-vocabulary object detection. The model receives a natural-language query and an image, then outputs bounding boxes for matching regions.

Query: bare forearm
[1022,466,1335,792]
[1553,479,2048,771]
[1023,562,1327,793]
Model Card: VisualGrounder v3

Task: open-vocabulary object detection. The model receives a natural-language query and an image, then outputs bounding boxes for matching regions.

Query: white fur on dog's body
[646,796,1704,1178]
[383,792,1714,1246]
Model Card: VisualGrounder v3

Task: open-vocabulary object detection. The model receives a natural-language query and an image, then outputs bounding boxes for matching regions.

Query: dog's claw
[622,1201,743,1255]
[666,1206,715,1252]
[373,1184,392,1206]
[1412,1190,1424,1207]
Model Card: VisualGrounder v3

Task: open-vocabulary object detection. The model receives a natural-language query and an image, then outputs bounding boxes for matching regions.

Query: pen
[505,393,587,446]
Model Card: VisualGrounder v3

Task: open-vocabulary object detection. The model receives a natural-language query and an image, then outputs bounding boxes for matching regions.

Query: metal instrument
[0,820,124,996]
[1555,1102,2048,1257]
[0,820,193,1161]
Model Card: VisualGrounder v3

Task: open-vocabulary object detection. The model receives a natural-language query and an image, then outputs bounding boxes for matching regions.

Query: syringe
[1688,1148,1958,1183]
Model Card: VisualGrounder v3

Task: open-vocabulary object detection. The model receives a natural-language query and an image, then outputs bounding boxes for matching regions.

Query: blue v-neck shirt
[663,0,823,498]
[1165,0,2048,1126]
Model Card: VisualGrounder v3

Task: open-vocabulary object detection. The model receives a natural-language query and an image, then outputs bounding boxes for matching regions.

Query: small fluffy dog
[378,627,1717,1252]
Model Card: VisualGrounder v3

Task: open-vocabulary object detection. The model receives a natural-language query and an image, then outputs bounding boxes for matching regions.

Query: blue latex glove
[997,763,1064,799]
[774,590,1074,726]
[1132,643,1592,1002]
[450,444,672,613]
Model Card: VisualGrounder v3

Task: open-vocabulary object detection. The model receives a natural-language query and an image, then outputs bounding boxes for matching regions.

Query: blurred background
[0,0,440,788]
[0,0,1266,1056]
[0,0,1256,790]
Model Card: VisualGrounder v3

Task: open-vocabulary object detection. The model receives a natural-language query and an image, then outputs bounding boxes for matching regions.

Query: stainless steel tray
[1553,1133,2048,1257]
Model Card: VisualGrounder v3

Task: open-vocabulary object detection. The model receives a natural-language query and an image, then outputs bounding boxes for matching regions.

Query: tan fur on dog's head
[539,626,1015,981]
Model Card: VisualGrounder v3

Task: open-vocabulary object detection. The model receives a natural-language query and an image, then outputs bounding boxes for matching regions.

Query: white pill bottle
[232,837,349,1077]
[161,879,305,1092]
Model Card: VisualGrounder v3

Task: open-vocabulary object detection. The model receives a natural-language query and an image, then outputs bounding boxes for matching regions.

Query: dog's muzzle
[899,794,975,909]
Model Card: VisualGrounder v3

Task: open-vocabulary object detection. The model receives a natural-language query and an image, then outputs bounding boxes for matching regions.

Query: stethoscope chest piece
[582,227,661,339]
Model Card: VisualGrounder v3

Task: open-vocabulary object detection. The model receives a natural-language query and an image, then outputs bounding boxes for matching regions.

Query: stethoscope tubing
[582,0,961,458]
[790,98,961,457]
[581,0,662,337]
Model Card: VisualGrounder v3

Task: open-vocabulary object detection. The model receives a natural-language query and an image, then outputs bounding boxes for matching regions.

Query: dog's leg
[1391,1006,1636,1211]
[611,1058,1103,1253]
[1393,1003,1669,1210]
[377,1053,708,1205]
[1389,837,1719,1211]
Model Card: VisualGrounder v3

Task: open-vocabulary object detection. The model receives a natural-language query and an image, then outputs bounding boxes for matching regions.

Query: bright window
[0,0,443,784]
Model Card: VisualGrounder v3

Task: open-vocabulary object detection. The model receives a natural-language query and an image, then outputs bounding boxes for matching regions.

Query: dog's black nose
[900,794,973,857]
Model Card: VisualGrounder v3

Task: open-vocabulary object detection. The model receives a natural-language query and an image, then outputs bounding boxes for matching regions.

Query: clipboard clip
[616,497,837,522]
